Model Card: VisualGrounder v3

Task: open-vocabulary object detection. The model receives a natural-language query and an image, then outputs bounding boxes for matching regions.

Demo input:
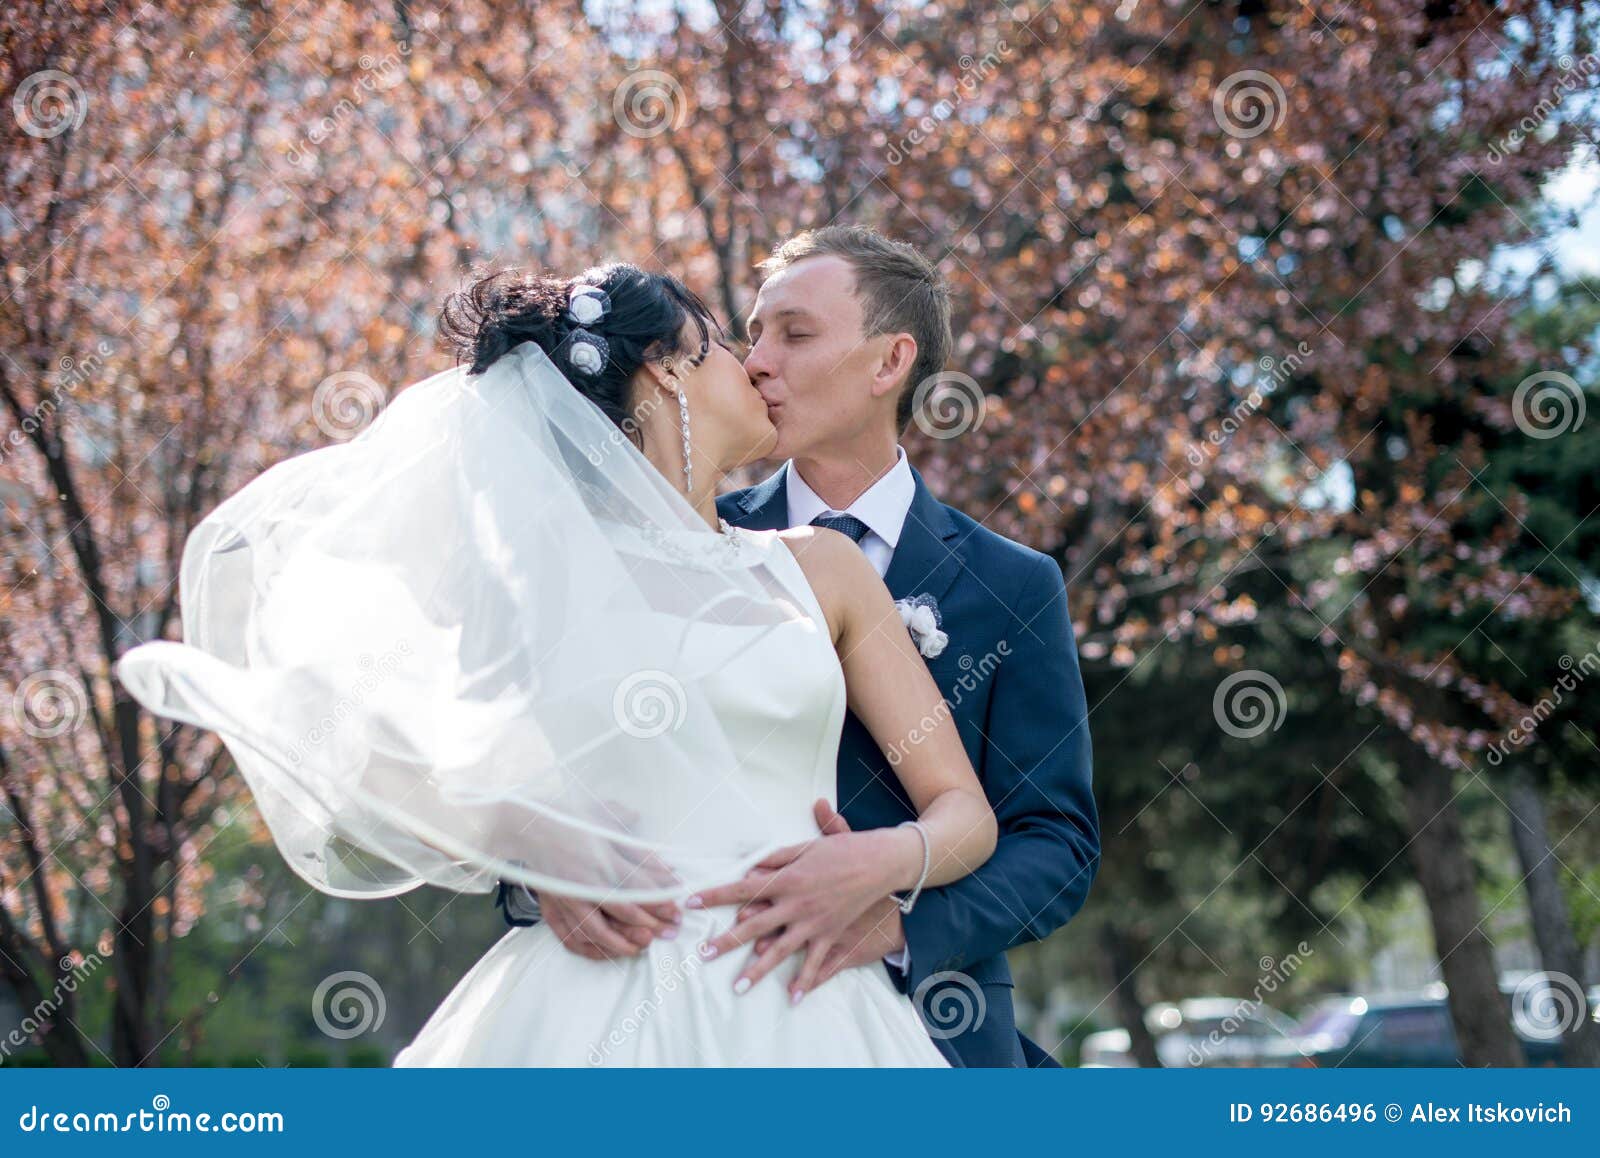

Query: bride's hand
[542,892,682,960]
[692,800,922,1002]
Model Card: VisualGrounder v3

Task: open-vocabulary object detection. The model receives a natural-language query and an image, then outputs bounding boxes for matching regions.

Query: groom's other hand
[803,899,905,988]
[541,893,680,960]
[694,801,909,995]
[723,802,908,986]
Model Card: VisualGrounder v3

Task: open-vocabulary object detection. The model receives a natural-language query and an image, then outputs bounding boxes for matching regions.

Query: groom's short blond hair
[758,226,951,432]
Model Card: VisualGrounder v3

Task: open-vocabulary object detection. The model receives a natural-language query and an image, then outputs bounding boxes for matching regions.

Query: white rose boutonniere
[893,593,948,659]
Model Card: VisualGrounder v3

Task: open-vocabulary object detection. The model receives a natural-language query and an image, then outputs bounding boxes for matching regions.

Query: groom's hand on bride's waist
[540,893,682,960]
[688,800,912,1003]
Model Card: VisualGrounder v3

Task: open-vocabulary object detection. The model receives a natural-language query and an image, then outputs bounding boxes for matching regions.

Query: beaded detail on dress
[627,513,761,570]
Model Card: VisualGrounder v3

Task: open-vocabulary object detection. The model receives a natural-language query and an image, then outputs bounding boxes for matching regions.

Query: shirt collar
[785,445,914,548]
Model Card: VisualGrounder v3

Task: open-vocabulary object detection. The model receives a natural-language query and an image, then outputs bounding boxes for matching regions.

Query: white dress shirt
[784,445,915,580]
[784,445,917,974]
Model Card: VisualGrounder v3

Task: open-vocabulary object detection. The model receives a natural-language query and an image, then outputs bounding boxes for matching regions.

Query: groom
[498,226,1099,1067]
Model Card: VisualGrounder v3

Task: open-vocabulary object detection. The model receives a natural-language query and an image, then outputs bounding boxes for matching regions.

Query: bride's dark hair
[438,263,720,440]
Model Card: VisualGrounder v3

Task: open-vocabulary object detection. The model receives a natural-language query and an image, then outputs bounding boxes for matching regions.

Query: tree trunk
[110,900,156,1066]
[1394,745,1525,1066]
[1503,763,1600,1066]
[110,823,160,1067]
[0,929,91,1066]
[1100,921,1163,1067]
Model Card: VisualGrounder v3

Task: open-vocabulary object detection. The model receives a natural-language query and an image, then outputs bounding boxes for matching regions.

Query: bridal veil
[117,341,815,903]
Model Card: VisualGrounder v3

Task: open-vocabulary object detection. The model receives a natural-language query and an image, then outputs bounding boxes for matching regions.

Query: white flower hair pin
[565,283,611,326]
[894,593,948,659]
[565,330,608,376]
[563,284,612,377]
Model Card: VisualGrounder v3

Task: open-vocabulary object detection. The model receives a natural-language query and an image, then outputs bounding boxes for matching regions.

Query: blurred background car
[1079,996,1302,1068]
[1290,981,1595,1067]
[1079,980,1598,1067]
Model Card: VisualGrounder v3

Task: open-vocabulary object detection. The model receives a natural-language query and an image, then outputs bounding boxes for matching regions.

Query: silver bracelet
[892,820,931,914]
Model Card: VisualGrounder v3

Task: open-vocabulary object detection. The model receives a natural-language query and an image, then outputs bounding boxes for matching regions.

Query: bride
[116,263,996,1066]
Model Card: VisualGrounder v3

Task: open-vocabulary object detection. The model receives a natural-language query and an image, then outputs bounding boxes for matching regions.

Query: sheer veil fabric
[117,341,822,904]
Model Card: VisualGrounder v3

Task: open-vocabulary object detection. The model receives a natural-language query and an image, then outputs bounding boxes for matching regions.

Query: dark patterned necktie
[809,512,871,543]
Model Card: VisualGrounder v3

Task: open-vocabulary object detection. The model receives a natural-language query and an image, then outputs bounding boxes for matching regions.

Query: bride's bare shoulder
[774,524,878,598]
[775,523,854,565]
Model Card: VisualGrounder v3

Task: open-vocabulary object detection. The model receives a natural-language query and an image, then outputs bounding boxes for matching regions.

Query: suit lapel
[731,465,790,531]
[882,465,965,605]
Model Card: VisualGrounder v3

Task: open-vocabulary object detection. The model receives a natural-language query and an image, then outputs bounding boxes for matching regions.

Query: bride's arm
[812,528,997,885]
[690,527,995,1000]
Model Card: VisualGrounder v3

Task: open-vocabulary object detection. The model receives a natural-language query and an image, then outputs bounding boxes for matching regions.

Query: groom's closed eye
[749,308,820,342]
[777,309,819,338]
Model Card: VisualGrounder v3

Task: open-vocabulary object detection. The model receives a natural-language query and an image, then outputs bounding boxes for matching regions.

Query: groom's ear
[870,332,920,401]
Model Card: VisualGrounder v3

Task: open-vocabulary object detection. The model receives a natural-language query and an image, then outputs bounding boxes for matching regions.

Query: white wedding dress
[393,523,948,1067]
[114,339,948,1067]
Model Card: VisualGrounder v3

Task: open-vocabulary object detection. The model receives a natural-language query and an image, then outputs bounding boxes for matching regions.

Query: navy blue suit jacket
[714,462,1099,1066]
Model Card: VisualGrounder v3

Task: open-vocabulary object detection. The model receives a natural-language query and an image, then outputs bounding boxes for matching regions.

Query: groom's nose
[743,335,775,385]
